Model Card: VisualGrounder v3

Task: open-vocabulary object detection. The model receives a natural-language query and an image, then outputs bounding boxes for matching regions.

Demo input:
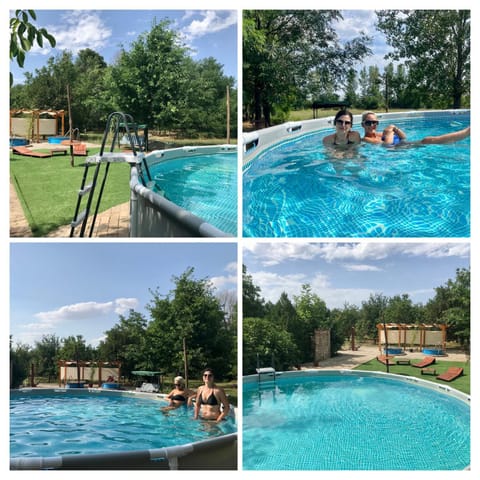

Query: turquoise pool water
[243,114,470,237]
[148,152,237,235]
[10,391,236,459]
[243,373,470,470]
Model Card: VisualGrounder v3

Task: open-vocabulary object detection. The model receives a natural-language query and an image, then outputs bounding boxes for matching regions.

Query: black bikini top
[199,389,218,406]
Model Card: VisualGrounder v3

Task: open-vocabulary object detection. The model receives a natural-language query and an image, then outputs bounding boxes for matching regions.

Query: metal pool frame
[10,388,237,470]
[130,145,237,237]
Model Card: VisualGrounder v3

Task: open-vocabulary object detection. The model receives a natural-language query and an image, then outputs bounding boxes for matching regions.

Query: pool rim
[10,387,237,470]
[130,144,237,237]
[243,108,470,167]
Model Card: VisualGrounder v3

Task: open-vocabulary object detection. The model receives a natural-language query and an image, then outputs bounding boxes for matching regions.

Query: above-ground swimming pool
[243,110,470,237]
[10,388,237,469]
[243,370,470,470]
[130,145,237,237]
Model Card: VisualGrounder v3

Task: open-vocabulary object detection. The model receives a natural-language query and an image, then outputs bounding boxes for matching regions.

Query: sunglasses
[336,120,352,126]
[364,120,379,126]
[203,373,213,378]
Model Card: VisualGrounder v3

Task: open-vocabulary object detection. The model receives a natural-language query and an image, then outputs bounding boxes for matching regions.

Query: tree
[266,292,297,331]
[10,10,56,86]
[10,337,32,388]
[426,267,470,347]
[242,264,266,318]
[243,317,299,374]
[32,334,61,382]
[243,10,371,126]
[376,10,470,108]
[146,267,236,380]
[97,310,148,375]
[293,284,329,363]
[357,293,388,340]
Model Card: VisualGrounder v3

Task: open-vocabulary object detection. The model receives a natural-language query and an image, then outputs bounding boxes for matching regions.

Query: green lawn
[10,147,131,236]
[354,357,470,395]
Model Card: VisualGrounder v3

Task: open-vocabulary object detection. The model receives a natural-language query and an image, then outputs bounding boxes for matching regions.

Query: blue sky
[9,9,237,86]
[10,242,237,348]
[243,241,470,309]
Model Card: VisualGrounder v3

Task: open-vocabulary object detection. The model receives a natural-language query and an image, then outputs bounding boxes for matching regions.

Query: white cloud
[244,242,469,266]
[181,11,237,42]
[33,297,139,324]
[32,11,112,56]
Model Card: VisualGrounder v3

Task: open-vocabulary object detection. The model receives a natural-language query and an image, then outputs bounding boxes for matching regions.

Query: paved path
[302,344,469,370]
[10,180,130,238]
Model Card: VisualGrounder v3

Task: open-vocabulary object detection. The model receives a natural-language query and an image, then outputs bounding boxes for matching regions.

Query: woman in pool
[323,109,361,147]
[162,376,194,411]
[361,111,470,146]
[194,368,230,422]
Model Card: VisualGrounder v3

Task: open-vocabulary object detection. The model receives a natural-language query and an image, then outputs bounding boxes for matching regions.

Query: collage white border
[2,1,478,479]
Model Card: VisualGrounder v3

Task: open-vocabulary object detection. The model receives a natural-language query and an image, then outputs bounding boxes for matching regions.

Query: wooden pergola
[58,360,121,387]
[377,323,447,351]
[10,108,65,142]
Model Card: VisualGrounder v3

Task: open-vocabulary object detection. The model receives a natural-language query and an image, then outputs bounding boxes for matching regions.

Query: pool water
[243,114,470,237]
[148,152,237,235]
[243,373,470,470]
[10,392,236,458]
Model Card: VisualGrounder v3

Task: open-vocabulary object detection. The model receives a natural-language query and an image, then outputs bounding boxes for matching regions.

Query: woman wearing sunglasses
[161,376,195,411]
[362,111,469,146]
[323,109,361,147]
[194,368,230,422]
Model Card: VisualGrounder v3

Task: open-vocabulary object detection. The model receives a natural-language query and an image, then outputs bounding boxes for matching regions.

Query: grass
[354,357,470,395]
[10,147,130,236]
[287,107,420,122]
[11,136,237,237]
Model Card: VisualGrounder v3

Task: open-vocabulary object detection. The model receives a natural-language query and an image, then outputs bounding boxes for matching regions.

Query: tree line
[10,268,237,388]
[243,10,470,126]
[10,16,237,139]
[243,265,470,374]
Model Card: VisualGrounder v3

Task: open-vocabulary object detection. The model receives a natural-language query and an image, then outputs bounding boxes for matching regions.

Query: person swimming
[361,111,470,147]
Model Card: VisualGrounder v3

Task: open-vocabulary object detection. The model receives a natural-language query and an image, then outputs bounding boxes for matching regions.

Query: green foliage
[376,10,470,109]
[243,10,371,125]
[10,268,236,386]
[242,266,470,371]
[242,264,266,318]
[243,317,299,374]
[425,268,470,346]
[10,17,235,138]
[10,338,32,388]
[145,267,236,380]
[10,10,56,86]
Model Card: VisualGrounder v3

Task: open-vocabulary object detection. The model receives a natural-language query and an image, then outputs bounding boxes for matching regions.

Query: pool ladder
[69,112,151,237]
[256,367,276,387]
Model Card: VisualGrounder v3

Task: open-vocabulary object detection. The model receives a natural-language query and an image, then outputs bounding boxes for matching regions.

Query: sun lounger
[436,367,463,382]
[12,146,51,158]
[376,355,395,365]
[412,356,436,368]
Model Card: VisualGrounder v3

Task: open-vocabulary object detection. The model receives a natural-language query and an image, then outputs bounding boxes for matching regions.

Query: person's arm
[322,134,334,146]
[350,131,361,144]
[392,125,406,140]
[193,388,202,419]
[215,388,230,423]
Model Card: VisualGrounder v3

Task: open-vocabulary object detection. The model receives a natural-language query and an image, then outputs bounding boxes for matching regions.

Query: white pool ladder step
[70,111,149,237]
[256,367,276,386]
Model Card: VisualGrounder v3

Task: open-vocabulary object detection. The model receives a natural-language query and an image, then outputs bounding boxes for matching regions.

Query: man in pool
[361,111,470,146]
